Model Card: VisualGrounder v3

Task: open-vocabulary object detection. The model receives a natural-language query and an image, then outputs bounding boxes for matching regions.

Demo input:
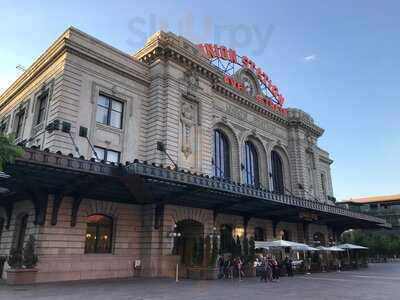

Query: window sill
[96,122,123,133]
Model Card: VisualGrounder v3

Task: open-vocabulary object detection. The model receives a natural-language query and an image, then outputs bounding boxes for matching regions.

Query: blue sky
[0,0,399,200]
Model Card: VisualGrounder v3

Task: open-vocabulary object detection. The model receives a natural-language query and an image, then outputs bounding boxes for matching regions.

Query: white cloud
[303,54,317,62]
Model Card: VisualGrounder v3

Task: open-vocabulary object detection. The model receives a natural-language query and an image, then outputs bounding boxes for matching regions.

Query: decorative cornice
[0,27,151,112]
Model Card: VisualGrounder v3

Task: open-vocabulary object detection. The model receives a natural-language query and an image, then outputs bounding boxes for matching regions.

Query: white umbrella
[255,240,296,249]
[292,243,319,251]
[328,246,345,252]
[337,243,368,250]
[317,246,332,251]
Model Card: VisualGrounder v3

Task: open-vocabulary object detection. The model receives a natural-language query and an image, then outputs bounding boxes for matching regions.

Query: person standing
[271,257,280,281]
[266,256,273,282]
[287,257,294,277]
[217,255,225,279]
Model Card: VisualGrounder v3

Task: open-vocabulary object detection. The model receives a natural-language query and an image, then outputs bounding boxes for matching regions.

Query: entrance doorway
[173,220,204,266]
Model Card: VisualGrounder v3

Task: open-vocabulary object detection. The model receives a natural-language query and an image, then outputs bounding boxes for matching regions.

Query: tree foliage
[342,230,400,258]
[0,134,24,171]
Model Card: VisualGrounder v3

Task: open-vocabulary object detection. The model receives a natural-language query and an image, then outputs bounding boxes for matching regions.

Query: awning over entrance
[0,148,390,232]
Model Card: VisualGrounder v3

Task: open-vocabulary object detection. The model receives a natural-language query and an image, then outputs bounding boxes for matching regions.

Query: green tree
[0,134,24,171]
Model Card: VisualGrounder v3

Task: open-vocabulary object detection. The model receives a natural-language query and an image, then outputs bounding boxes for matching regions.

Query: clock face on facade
[242,74,256,97]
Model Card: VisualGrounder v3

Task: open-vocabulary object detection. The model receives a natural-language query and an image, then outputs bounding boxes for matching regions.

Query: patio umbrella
[337,244,368,250]
[337,244,368,267]
[327,246,345,252]
[256,240,298,248]
[292,243,319,251]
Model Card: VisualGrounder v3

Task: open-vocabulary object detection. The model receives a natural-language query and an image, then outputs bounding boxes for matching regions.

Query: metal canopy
[0,148,390,230]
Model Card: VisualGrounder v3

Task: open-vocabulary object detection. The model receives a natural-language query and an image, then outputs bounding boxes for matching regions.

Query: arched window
[14,214,28,253]
[271,150,284,194]
[282,229,291,241]
[220,224,234,254]
[213,130,230,179]
[85,214,113,254]
[0,217,4,244]
[243,141,259,186]
[254,227,266,241]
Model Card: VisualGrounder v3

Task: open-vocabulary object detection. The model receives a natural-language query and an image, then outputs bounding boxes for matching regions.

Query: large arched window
[213,129,230,179]
[271,150,284,194]
[243,141,259,186]
[0,217,4,245]
[254,227,266,241]
[14,214,28,253]
[85,214,113,254]
[282,229,291,241]
[220,224,234,254]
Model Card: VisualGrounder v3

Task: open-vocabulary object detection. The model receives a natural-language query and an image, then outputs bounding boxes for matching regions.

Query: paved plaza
[1,263,399,300]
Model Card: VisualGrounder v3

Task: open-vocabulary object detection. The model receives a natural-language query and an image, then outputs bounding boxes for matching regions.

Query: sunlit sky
[1,0,399,200]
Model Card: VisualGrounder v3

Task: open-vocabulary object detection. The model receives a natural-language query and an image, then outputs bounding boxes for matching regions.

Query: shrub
[7,248,23,269]
[22,235,38,268]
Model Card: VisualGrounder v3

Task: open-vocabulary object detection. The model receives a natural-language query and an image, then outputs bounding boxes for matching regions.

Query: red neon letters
[198,43,286,109]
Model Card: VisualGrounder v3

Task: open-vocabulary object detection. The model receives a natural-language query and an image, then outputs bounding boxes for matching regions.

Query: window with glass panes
[243,141,259,186]
[93,146,120,163]
[271,150,284,194]
[96,95,123,129]
[321,173,327,197]
[84,214,113,254]
[14,214,28,253]
[0,121,7,135]
[213,130,230,179]
[15,110,25,138]
[36,94,48,125]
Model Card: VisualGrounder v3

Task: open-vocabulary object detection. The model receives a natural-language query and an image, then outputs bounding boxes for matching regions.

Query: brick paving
[1,263,399,300]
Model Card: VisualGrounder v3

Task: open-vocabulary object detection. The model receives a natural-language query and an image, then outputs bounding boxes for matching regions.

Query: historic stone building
[0,27,386,283]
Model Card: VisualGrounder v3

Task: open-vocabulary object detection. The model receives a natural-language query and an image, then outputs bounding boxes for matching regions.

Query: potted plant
[244,237,257,277]
[187,236,220,280]
[203,236,220,280]
[6,235,39,285]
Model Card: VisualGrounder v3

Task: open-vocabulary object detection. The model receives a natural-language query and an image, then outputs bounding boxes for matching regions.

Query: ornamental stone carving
[181,102,195,158]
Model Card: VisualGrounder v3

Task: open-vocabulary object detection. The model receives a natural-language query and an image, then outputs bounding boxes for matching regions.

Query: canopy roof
[0,148,390,231]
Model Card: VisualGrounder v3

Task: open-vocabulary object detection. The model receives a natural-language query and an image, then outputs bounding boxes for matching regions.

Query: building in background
[340,194,400,232]
[0,27,387,283]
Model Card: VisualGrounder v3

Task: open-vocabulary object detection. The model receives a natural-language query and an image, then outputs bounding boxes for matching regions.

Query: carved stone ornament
[180,102,196,158]
[111,85,118,95]
[184,70,199,93]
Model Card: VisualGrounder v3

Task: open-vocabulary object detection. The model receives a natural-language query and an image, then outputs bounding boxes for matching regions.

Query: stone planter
[6,268,38,285]
[187,266,219,280]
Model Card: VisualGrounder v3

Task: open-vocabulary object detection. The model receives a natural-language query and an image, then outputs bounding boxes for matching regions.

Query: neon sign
[198,43,287,116]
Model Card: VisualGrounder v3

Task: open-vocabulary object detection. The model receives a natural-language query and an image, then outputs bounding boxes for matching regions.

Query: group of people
[217,256,245,280]
[217,254,295,282]
[257,255,294,282]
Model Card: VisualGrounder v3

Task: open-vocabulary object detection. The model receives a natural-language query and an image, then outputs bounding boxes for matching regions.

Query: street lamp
[168,223,182,238]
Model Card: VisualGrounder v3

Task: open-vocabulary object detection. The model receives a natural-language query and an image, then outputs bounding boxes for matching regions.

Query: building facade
[341,194,400,231]
[0,27,386,283]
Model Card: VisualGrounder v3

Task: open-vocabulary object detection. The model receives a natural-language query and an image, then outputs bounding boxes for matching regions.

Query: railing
[14,147,390,227]
[127,162,389,226]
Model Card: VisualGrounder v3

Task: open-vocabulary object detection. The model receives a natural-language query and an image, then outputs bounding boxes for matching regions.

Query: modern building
[0,27,387,283]
[340,194,400,231]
